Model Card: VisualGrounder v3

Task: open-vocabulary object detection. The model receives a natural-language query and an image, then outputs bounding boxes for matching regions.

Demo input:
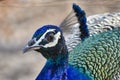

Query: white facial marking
[44,31,61,48]
[31,29,56,47]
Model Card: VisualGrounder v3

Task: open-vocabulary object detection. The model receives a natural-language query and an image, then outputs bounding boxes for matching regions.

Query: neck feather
[36,46,68,80]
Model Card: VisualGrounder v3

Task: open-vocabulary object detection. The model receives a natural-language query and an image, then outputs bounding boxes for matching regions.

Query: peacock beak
[23,39,41,53]
[23,45,31,53]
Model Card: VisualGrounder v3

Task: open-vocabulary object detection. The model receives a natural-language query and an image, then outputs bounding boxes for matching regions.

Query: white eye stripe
[32,29,56,47]
[44,31,61,48]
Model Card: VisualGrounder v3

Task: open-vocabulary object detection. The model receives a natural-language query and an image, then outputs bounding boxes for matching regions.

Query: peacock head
[23,25,67,59]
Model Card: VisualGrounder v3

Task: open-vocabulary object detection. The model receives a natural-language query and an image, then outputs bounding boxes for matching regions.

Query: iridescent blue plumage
[32,25,62,39]
[36,59,91,80]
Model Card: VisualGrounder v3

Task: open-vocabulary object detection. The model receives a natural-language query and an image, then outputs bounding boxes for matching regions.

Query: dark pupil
[47,33,54,42]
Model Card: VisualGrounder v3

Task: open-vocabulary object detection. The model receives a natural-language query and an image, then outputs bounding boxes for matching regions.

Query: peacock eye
[46,33,54,42]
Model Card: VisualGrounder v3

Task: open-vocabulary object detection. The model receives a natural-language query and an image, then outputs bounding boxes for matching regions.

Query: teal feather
[69,28,120,80]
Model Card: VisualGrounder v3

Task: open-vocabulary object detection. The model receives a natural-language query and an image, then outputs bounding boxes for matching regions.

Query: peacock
[23,3,120,80]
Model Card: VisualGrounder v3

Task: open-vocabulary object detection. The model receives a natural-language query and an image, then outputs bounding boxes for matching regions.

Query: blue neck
[36,43,69,80]
[36,53,68,80]
[36,59,92,80]
[36,52,92,80]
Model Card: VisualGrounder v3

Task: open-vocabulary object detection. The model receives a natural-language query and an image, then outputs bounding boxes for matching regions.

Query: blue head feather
[32,25,62,39]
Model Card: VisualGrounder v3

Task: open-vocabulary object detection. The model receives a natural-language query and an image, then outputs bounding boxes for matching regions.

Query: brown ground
[0,0,120,80]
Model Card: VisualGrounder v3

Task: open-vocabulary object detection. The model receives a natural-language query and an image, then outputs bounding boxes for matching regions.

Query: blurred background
[0,0,120,80]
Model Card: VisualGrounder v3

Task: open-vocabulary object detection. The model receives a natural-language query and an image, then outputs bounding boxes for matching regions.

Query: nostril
[28,40,35,46]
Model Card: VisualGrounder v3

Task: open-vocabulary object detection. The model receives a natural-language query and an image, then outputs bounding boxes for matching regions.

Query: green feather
[69,28,120,80]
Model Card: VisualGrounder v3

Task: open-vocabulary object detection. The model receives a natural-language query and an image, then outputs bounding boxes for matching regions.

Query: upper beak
[22,39,42,53]
[23,45,31,53]
[22,39,36,53]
